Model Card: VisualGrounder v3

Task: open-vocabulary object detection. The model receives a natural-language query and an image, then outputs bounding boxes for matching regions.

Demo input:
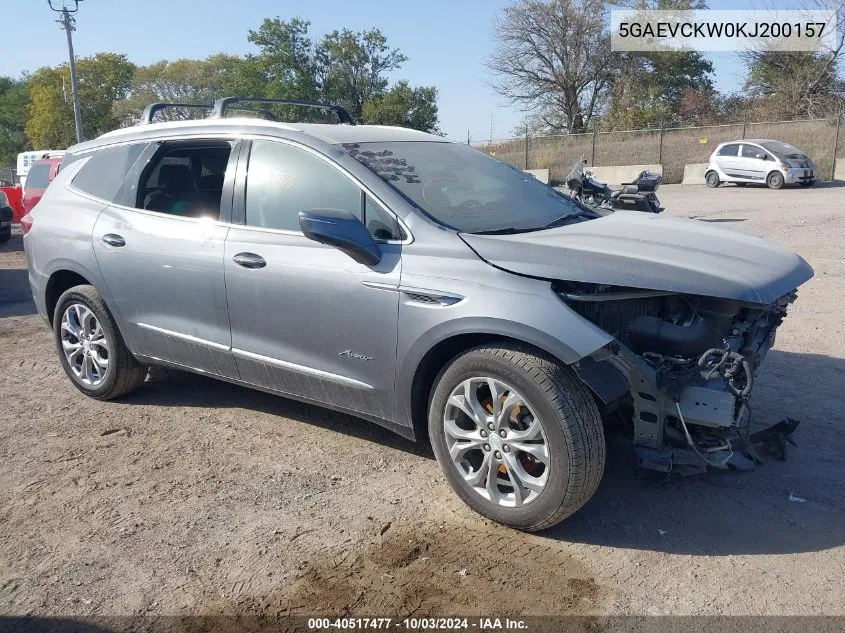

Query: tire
[53,284,147,400]
[766,171,785,189]
[428,343,605,532]
[705,171,720,188]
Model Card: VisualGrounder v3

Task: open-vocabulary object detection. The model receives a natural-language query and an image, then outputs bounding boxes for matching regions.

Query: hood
[460,212,813,304]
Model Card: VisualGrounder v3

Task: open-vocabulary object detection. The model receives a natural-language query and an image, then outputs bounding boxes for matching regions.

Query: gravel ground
[1,183,843,621]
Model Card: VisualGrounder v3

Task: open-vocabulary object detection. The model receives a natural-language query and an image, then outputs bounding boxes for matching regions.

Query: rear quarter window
[25,163,51,190]
[72,143,148,202]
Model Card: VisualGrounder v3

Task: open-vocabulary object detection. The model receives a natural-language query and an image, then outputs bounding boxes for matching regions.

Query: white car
[706,139,818,189]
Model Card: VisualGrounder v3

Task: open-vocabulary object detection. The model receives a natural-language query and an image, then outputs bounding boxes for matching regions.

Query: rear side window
[25,163,51,190]
[72,143,147,201]
[718,144,740,157]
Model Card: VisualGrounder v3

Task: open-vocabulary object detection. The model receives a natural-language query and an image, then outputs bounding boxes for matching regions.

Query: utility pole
[48,1,84,143]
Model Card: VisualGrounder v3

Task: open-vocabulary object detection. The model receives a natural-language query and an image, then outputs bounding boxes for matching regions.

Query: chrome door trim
[136,322,231,351]
[232,348,374,390]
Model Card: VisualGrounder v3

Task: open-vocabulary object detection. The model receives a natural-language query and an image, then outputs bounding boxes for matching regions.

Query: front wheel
[428,344,605,531]
[53,285,148,400]
[767,171,785,189]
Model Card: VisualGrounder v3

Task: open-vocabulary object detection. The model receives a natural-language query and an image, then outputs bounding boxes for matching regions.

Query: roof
[75,117,447,153]
[720,139,782,145]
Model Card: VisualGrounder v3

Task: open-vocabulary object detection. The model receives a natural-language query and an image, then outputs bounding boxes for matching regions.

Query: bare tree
[487,0,616,133]
[743,0,845,118]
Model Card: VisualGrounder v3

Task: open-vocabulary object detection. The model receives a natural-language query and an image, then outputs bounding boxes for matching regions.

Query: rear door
[90,138,241,378]
[715,143,742,179]
[223,138,406,421]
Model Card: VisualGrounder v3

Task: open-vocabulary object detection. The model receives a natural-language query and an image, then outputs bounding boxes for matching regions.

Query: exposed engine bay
[556,281,799,473]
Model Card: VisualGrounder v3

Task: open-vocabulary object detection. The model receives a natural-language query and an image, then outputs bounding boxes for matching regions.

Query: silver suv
[706,139,818,189]
[23,98,814,531]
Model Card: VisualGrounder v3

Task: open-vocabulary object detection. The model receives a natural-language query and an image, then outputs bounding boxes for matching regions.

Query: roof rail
[211,97,355,125]
[139,103,212,125]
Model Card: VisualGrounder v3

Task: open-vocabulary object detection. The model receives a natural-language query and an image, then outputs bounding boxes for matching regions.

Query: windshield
[339,141,586,233]
[759,141,806,159]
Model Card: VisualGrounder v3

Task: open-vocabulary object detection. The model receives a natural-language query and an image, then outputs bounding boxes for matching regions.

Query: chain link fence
[475,114,845,185]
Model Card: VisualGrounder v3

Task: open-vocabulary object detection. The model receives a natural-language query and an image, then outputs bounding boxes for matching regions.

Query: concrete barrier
[835,160,845,182]
[682,163,710,185]
[590,164,662,186]
[524,168,549,184]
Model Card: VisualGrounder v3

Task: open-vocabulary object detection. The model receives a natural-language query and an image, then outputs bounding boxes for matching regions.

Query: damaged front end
[559,282,799,473]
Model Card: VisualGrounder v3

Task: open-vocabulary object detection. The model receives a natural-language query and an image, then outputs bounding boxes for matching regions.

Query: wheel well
[409,333,559,446]
[45,270,91,325]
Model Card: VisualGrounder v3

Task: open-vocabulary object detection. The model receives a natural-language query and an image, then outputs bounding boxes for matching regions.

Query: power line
[48,0,84,143]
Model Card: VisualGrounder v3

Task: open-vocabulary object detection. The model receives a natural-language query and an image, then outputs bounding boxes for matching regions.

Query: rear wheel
[428,344,605,531]
[767,171,785,189]
[705,171,720,188]
[53,285,147,400]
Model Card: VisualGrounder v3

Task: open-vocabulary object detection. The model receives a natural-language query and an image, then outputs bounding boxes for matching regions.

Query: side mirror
[298,208,381,266]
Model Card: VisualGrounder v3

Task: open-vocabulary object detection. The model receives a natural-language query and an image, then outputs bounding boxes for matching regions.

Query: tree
[487,0,616,133]
[742,0,844,119]
[0,76,29,169]
[244,17,439,130]
[26,53,134,147]
[362,81,439,133]
[245,17,318,102]
[603,51,714,129]
[316,28,407,119]
[112,54,246,125]
[744,51,843,119]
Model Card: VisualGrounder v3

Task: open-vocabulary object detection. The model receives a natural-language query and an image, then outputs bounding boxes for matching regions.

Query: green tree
[316,28,407,119]
[362,81,439,133]
[26,52,134,147]
[0,76,30,169]
[113,54,246,125]
[603,52,715,129]
[244,17,438,129]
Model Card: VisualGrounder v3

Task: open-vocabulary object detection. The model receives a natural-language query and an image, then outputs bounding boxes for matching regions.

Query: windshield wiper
[542,209,597,229]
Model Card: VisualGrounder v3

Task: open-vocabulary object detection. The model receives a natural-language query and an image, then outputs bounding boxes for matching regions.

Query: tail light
[20,212,33,235]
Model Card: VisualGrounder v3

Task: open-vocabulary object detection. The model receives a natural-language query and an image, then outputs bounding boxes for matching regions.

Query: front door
[92,138,240,378]
[224,139,406,422]
[739,144,770,181]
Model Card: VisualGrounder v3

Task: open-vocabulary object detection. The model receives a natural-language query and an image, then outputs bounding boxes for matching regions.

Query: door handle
[232,252,266,269]
[102,233,125,247]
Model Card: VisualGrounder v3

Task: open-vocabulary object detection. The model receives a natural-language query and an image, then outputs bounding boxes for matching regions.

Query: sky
[0,0,761,142]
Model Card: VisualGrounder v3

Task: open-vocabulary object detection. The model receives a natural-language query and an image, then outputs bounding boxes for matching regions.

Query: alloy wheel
[60,303,110,387]
[443,377,549,507]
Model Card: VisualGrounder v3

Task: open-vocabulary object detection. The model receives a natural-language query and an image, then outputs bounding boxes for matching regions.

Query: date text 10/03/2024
[308,617,529,630]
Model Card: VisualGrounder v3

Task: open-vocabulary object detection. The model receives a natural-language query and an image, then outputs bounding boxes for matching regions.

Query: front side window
[136,141,232,219]
[718,144,740,157]
[245,140,403,240]
[72,144,147,201]
[741,145,767,159]
[340,141,587,234]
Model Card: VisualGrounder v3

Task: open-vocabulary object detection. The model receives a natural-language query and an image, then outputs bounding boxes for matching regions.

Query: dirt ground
[1,183,843,623]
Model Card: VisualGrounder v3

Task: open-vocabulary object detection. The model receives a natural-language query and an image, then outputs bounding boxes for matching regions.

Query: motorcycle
[566,160,664,214]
